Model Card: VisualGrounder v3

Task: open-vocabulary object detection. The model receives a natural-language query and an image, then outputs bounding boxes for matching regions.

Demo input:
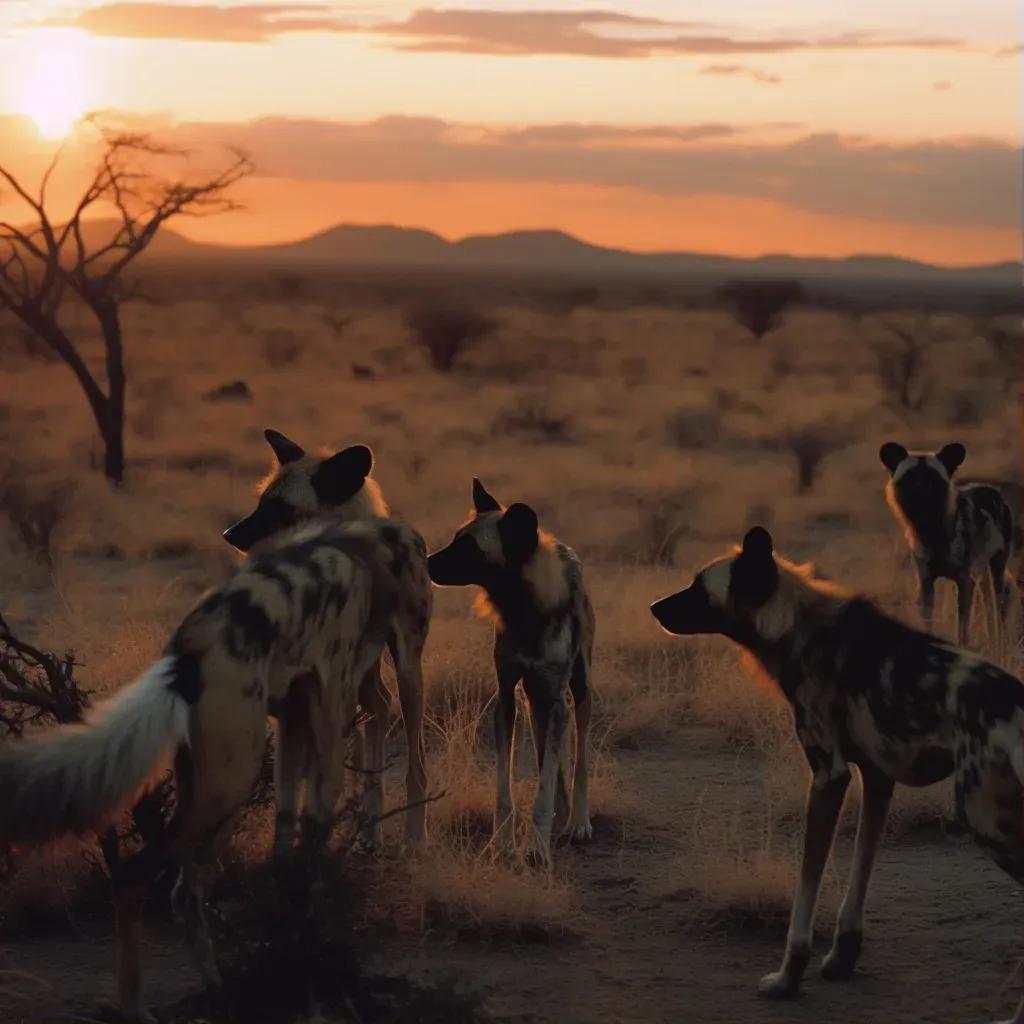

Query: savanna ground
[0,267,1021,1023]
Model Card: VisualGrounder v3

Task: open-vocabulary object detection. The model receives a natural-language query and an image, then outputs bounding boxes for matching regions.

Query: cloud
[147,115,1019,232]
[38,2,360,43]
[373,9,969,59]
[39,4,971,57]
[700,63,781,85]
[933,80,953,91]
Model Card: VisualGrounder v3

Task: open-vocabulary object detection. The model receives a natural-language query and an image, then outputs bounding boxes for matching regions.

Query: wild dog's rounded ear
[733,526,778,607]
[498,502,539,565]
[265,428,305,465]
[310,444,373,505]
[472,477,502,514]
[879,441,908,474]
[937,442,966,476]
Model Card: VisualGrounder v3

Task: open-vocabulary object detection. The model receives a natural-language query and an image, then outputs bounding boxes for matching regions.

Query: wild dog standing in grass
[427,478,595,868]
[223,429,431,851]
[879,441,1018,649]
[0,519,401,1023]
[650,525,1024,1022]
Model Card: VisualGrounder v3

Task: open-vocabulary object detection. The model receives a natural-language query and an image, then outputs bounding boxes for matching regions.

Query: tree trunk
[98,303,126,487]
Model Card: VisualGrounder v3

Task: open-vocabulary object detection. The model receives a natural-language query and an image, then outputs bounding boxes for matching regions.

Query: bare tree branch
[0,119,253,483]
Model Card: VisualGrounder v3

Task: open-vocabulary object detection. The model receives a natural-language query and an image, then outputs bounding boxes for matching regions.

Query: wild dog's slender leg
[955,730,1024,1024]
[567,651,594,842]
[525,672,571,870]
[918,569,936,633]
[990,548,1013,644]
[390,620,430,849]
[956,574,976,648]
[113,885,154,1024]
[493,639,521,852]
[273,674,315,856]
[760,764,851,999]
[524,690,571,834]
[820,763,894,981]
[355,659,391,851]
[177,856,226,1005]
[301,685,355,857]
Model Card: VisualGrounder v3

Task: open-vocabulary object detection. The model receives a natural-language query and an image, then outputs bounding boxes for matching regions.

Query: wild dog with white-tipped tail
[427,478,595,869]
[651,526,1024,1024]
[223,429,431,851]
[0,518,401,1023]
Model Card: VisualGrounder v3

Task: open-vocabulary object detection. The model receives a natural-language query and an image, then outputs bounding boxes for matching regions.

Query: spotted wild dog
[0,518,402,1023]
[223,429,431,850]
[879,441,1018,649]
[427,478,595,868]
[650,525,1024,1022]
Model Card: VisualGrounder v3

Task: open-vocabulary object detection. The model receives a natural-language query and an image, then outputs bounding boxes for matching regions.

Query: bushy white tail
[0,656,191,845]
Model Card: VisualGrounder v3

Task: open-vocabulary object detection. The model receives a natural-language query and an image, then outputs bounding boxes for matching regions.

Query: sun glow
[16,30,90,141]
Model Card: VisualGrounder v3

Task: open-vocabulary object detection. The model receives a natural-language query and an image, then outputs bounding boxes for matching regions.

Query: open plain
[0,269,1020,1024]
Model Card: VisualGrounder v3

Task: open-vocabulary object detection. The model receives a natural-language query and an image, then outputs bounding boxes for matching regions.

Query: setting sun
[16,29,89,140]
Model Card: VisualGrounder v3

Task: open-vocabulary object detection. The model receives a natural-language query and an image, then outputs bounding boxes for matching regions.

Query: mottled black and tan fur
[427,478,595,868]
[650,526,1024,1023]
[880,441,1018,648]
[0,519,401,1022]
[223,429,431,850]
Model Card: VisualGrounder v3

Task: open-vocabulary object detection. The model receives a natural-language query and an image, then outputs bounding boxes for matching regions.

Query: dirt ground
[3,731,1022,1024]
[0,278,1020,1023]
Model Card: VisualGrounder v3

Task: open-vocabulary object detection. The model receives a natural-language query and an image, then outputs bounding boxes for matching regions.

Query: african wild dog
[427,478,595,868]
[223,429,431,850]
[879,441,1018,648]
[0,518,402,1023]
[650,525,1024,1021]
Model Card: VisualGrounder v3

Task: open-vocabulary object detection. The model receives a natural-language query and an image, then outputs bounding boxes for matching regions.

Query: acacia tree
[0,122,252,484]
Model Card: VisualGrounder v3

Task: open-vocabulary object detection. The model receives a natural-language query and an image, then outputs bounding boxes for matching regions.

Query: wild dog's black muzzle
[223,497,298,553]
[650,579,725,636]
[427,535,482,587]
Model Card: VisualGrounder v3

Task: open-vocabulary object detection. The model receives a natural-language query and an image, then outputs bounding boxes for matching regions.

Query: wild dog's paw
[820,931,862,981]
[569,818,594,843]
[758,969,803,1000]
[525,828,553,872]
[101,1002,158,1024]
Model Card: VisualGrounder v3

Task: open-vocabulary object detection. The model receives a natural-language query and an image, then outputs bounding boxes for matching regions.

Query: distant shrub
[403,305,498,373]
[717,278,805,340]
[492,395,573,443]
[263,328,305,369]
[871,318,933,413]
[778,425,852,495]
[0,464,77,561]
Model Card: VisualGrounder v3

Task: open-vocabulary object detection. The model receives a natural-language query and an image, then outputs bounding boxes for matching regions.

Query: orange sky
[0,2,1019,263]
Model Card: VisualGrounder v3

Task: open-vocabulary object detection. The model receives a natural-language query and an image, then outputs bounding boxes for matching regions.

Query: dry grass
[0,277,1019,995]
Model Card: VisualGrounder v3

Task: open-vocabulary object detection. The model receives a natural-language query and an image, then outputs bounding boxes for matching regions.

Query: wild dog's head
[650,526,837,650]
[223,429,386,553]
[879,441,965,539]
[427,478,566,615]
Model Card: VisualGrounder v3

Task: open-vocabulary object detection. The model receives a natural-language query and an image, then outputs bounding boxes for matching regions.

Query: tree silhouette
[717,278,805,341]
[0,120,252,484]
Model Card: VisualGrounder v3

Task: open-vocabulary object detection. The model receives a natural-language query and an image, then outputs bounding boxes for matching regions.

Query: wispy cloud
[31,4,972,57]
[129,115,1019,231]
[373,9,969,59]
[700,63,781,85]
[38,2,361,44]
[933,80,953,91]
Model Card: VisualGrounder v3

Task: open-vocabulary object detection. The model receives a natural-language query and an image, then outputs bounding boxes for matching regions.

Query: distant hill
[72,219,1021,288]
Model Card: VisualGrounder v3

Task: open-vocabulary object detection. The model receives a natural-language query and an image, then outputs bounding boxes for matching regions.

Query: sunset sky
[0,1,1018,264]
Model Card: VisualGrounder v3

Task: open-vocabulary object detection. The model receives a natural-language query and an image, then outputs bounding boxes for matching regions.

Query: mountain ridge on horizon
[57,219,1020,283]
